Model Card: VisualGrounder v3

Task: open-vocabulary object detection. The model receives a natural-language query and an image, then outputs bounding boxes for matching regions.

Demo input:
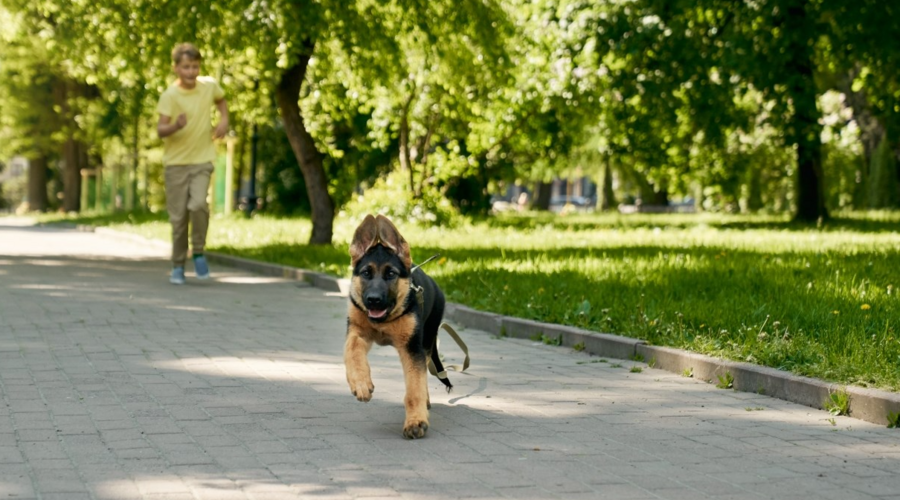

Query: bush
[339,170,461,227]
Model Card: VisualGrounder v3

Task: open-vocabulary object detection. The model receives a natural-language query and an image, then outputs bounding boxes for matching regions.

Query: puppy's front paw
[402,418,429,439]
[348,378,374,402]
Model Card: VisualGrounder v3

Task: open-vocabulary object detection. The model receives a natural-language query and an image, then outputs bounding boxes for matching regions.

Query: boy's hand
[213,120,228,140]
[157,113,187,139]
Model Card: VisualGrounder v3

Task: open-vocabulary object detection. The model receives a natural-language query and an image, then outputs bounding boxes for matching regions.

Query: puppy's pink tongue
[368,309,387,319]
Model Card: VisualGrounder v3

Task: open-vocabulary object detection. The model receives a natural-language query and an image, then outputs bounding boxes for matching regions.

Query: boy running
[156,43,228,284]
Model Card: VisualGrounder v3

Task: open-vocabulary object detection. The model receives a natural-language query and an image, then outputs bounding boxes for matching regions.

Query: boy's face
[173,57,201,89]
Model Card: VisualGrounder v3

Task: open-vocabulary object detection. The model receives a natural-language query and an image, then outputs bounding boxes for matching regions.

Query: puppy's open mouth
[367,309,388,320]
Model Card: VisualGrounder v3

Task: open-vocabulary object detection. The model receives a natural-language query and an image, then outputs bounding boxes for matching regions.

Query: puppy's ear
[374,215,412,270]
[350,214,378,266]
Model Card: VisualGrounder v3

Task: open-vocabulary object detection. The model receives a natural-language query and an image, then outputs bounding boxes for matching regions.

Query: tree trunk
[129,113,139,211]
[650,187,669,206]
[56,79,94,213]
[531,181,552,210]
[57,78,82,213]
[61,136,83,212]
[597,155,616,211]
[868,135,897,208]
[235,121,246,202]
[414,111,438,198]
[399,91,415,196]
[794,136,826,221]
[27,156,48,212]
[783,0,827,222]
[274,46,335,245]
[744,165,763,212]
[633,171,656,205]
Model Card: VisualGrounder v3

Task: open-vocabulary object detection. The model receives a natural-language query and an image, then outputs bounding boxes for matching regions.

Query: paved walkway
[1,219,899,500]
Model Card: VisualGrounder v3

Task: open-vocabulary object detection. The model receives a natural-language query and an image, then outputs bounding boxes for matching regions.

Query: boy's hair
[172,43,202,65]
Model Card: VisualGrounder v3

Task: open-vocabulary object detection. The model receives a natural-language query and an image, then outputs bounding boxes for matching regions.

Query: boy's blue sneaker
[193,255,210,279]
[170,266,186,285]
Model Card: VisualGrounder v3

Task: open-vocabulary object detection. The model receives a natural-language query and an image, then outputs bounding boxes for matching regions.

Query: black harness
[410,255,470,390]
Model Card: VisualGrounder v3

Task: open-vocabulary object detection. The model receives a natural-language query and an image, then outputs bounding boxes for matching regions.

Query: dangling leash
[428,323,470,380]
[410,254,470,388]
[410,253,441,274]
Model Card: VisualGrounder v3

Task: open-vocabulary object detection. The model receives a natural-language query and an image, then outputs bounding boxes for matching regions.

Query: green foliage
[0,163,27,210]
[258,125,310,216]
[544,334,563,347]
[0,33,63,163]
[529,332,563,346]
[887,411,900,429]
[825,388,851,416]
[339,170,461,227]
[5,0,900,226]
[716,372,734,390]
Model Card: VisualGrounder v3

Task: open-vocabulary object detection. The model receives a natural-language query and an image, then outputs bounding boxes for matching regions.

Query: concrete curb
[204,252,351,295]
[80,225,353,294]
[446,308,644,362]
[637,345,835,408]
[67,224,900,427]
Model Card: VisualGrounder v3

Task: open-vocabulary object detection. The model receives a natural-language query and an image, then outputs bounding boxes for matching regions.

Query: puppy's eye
[384,269,398,279]
[360,268,373,279]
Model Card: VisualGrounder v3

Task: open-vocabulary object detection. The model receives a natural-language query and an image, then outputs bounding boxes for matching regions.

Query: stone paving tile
[2,221,900,499]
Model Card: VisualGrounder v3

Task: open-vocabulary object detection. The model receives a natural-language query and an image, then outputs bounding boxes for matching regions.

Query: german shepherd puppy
[345,214,451,439]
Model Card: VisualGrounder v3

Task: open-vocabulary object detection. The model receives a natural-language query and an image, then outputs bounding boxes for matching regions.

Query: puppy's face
[351,246,411,322]
[349,215,413,323]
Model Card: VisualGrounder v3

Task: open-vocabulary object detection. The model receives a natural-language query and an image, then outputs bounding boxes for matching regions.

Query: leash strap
[410,253,441,274]
[427,323,470,380]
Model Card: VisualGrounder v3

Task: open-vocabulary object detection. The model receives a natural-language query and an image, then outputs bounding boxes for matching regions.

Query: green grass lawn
[37,210,900,391]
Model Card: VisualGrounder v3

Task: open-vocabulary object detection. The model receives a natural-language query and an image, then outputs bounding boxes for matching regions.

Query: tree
[0,12,63,212]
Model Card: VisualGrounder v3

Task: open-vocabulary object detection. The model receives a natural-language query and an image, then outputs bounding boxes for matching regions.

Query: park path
[0,218,899,500]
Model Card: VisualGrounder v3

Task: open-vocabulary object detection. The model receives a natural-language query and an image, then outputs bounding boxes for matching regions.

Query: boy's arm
[158,113,187,139]
[213,98,229,139]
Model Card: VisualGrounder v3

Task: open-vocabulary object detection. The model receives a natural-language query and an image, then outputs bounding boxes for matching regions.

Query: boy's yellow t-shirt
[156,76,225,166]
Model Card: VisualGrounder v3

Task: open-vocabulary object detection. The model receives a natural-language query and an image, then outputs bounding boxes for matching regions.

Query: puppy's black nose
[365,295,386,309]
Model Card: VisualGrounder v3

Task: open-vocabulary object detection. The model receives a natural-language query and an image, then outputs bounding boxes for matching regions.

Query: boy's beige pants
[165,163,213,267]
